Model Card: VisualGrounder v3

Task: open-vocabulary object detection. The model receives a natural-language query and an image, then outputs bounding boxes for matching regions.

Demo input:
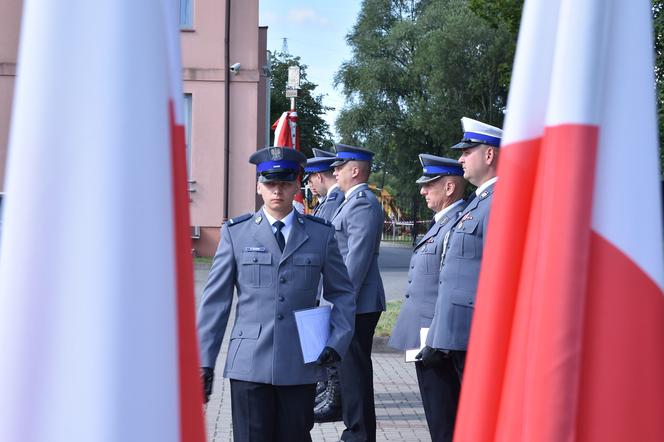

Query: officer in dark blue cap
[329,143,386,441]
[304,154,344,220]
[197,146,357,441]
[302,149,348,422]
[390,153,467,442]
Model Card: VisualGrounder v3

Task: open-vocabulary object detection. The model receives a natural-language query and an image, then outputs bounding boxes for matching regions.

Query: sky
[259,1,362,139]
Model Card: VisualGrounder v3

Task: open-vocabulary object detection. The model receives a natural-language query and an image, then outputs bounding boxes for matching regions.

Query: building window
[180,0,193,29]
[183,93,193,178]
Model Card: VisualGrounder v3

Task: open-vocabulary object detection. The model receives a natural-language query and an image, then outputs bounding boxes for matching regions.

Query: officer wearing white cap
[418,118,503,432]
[389,154,467,442]
[197,146,356,441]
[330,143,385,442]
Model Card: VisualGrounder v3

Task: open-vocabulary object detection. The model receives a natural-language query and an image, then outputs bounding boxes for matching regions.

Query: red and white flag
[272,110,305,212]
[455,0,664,441]
[0,1,205,441]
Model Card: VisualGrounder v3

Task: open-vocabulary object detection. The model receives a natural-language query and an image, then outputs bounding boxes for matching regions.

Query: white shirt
[263,209,295,244]
[475,176,498,196]
[327,183,340,195]
[345,182,365,197]
[434,198,466,223]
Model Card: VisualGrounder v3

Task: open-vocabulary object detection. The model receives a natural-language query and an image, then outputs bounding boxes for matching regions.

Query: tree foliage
[269,52,334,157]
[335,0,515,208]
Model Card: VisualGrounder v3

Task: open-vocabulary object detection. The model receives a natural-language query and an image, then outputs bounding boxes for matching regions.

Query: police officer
[197,146,356,442]
[304,148,345,220]
[303,150,347,422]
[389,154,466,442]
[418,118,503,418]
[330,144,385,442]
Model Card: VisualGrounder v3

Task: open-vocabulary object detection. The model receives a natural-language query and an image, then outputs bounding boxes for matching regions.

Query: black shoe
[313,377,342,423]
[315,380,327,396]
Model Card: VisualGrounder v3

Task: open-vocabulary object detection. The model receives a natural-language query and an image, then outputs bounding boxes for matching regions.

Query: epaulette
[304,214,332,226]
[327,193,338,201]
[227,213,253,226]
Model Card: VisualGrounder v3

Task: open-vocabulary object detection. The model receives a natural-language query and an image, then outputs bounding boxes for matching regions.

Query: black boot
[313,372,342,423]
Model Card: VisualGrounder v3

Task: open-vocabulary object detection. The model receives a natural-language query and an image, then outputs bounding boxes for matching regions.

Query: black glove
[200,367,214,403]
[315,346,341,367]
[415,346,448,368]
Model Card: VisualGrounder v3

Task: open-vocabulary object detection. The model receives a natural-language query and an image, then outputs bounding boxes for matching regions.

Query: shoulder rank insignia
[305,214,332,226]
[357,191,366,198]
[228,213,253,226]
[480,190,489,199]
[254,215,263,224]
[297,216,304,224]
[327,193,337,201]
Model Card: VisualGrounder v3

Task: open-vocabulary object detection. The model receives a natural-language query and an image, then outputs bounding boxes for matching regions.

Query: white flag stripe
[592,0,664,290]
[547,0,611,126]
[501,0,561,146]
[0,1,180,441]
[162,0,184,123]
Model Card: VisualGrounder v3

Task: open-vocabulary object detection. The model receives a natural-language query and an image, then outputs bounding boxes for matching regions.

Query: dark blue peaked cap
[416,154,463,184]
[249,146,306,182]
[330,144,375,166]
[312,148,336,158]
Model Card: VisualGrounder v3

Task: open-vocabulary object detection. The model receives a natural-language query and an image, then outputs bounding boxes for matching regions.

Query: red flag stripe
[577,232,664,441]
[169,102,206,442]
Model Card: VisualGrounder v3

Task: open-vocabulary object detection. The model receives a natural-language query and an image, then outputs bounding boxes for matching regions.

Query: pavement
[196,241,432,441]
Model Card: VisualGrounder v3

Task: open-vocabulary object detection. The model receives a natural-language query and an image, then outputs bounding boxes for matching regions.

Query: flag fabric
[454,0,664,441]
[272,110,305,211]
[0,1,204,441]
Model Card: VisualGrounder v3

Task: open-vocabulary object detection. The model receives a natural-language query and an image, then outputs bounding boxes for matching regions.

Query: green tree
[654,0,664,174]
[335,0,514,218]
[269,52,334,156]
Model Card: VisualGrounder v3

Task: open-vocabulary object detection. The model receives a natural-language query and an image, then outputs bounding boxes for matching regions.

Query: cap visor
[415,175,443,184]
[330,159,349,167]
[451,141,481,150]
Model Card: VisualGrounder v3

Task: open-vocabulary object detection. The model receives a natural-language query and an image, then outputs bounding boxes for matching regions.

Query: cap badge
[269,147,283,161]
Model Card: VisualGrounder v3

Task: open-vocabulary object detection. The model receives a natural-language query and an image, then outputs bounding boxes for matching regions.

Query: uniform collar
[475,176,498,196]
[434,198,465,223]
[263,208,295,229]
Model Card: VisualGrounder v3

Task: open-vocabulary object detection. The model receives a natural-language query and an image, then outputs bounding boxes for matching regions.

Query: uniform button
[280,277,286,283]
[278,296,285,302]
[277,314,284,320]
[405,294,410,298]
[408,279,412,284]
[306,259,311,264]
[469,300,474,305]
[238,331,243,336]
[439,281,442,284]
[410,265,414,269]
[252,257,258,263]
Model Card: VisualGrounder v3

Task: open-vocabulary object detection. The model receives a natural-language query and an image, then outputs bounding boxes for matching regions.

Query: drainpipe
[223,0,231,222]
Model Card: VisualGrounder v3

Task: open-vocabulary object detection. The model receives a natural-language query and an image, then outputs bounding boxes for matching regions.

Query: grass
[375,300,403,337]
[194,256,213,266]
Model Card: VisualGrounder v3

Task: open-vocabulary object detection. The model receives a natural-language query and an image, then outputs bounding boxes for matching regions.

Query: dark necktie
[274,220,285,252]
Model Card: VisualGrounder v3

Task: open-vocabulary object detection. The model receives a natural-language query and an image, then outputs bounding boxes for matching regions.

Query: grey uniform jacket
[388,203,465,351]
[196,209,356,385]
[426,184,495,351]
[331,183,385,314]
[313,186,344,221]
